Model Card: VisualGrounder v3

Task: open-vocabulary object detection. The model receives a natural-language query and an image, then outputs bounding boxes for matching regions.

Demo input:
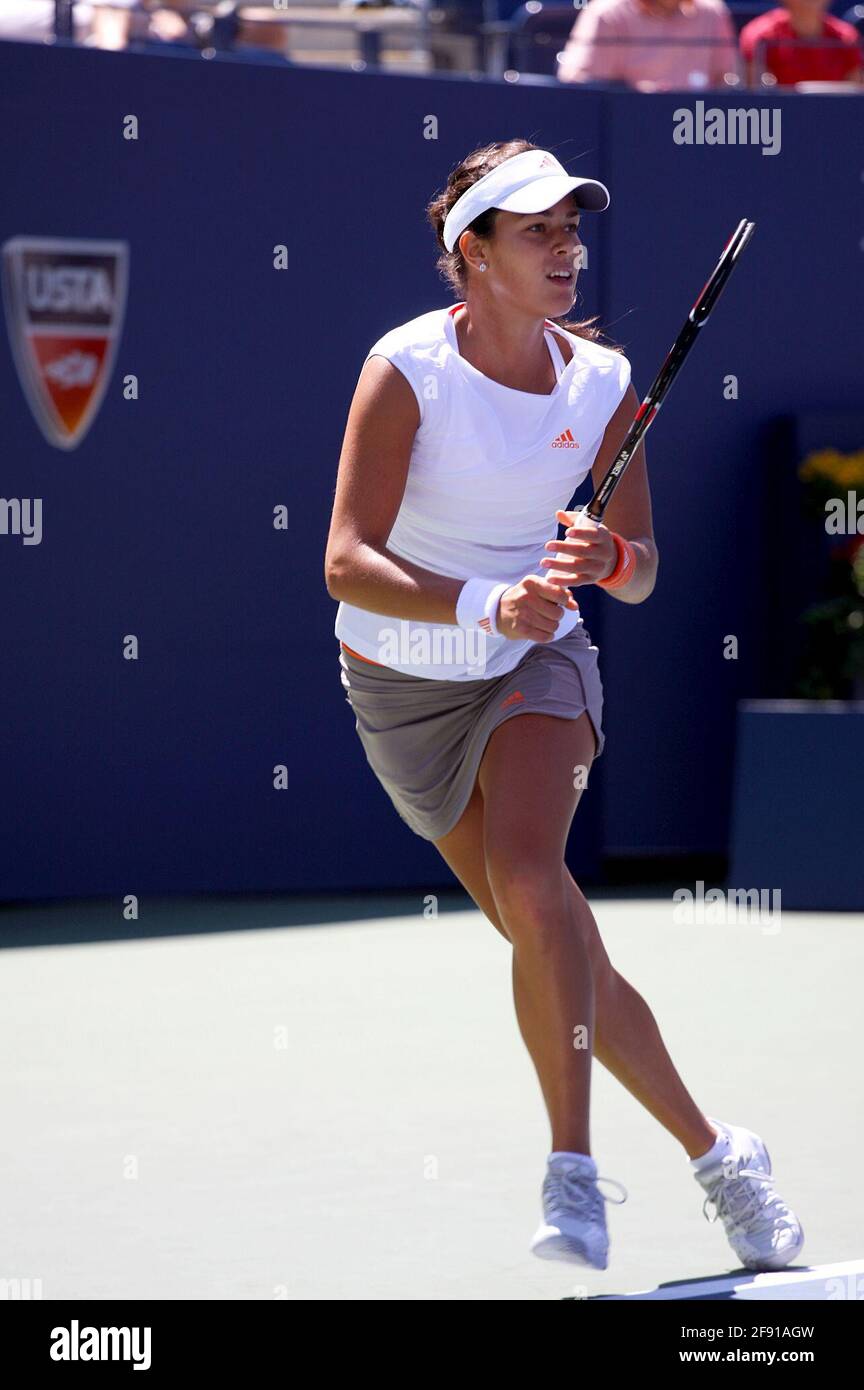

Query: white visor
[442,149,610,254]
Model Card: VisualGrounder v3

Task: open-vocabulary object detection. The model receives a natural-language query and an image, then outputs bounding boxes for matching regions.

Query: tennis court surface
[1,891,860,1301]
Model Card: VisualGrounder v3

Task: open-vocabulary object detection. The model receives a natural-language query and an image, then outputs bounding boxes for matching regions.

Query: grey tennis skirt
[338,624,605,842]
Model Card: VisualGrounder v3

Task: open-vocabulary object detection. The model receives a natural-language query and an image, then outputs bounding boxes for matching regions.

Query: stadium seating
[494,0,775,78]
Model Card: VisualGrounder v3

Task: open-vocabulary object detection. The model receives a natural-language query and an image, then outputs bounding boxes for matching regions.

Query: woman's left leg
[467,707,716,1160]
[433,785,717,1159]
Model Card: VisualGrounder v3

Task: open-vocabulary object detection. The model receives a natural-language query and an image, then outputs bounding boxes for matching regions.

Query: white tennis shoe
[530,1152,628,1268]
[694,1117,805,1271]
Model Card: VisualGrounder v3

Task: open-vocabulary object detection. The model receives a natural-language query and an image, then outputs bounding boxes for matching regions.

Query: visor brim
[495,176,610,215]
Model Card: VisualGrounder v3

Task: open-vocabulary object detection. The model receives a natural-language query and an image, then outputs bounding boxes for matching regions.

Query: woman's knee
[484,856,571,940]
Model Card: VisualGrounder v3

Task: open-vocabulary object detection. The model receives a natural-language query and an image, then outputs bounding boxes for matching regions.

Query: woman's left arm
[543,381,659,605]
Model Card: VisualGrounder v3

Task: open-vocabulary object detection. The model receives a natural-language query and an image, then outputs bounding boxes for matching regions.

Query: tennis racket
[574,217,756,527]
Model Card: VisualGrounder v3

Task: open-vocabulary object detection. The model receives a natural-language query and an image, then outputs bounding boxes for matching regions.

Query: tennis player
[325,140,803,1271]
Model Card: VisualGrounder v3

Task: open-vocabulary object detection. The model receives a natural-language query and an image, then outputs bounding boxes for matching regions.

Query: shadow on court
[0,882,690,949]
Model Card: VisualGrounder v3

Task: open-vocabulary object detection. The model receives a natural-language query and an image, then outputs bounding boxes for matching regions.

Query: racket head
[587,219,755,524]
[690,219,756,325]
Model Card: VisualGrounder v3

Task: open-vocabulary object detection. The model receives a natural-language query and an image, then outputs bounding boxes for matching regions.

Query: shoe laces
[701,1153,791,1233]
[545,1164,628,1217]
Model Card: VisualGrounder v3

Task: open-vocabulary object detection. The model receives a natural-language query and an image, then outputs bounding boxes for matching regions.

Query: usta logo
[25,267,114,314]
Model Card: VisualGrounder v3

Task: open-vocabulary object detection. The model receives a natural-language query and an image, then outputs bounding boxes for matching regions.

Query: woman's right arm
[324,356,465,623]
[324,355,576,642]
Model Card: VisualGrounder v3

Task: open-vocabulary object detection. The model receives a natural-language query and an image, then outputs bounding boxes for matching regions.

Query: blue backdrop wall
[0,39,859,899]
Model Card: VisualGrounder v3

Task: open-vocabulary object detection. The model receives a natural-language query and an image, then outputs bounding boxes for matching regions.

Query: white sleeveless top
[334,302,632,680]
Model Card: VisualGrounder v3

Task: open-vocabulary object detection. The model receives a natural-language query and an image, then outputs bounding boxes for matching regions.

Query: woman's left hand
[539,508,617,587]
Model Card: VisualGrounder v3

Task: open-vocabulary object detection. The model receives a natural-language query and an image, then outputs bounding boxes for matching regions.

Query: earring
[479,262,487,272]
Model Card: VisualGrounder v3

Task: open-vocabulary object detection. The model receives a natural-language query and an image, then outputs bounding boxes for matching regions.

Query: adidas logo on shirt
[551,429,579,448]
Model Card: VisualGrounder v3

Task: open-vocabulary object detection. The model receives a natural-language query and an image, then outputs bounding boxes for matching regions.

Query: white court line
[582,1259,864,1301]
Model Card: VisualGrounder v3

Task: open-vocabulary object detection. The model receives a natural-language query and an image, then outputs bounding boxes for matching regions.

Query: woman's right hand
[496,575,579,642]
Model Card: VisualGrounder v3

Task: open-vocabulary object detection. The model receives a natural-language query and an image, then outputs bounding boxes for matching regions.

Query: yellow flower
[799,448,864,487]
[799,448,837,482]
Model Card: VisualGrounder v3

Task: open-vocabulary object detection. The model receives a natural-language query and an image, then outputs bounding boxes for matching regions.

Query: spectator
[0,2,283,55]
[88,2,194,49]
[841,4,864,41]
[557,0,740,91]
[0,2,191,48]
[740,0,863,85]
[0,2,91,40]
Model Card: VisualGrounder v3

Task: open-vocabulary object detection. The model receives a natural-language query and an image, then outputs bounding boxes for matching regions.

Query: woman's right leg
[434,780,717,1161]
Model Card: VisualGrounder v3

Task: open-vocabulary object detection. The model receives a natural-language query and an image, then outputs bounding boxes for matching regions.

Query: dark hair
[426,138,623,352]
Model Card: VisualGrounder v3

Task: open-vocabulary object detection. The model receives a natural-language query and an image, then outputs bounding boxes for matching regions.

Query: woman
[324,139,803,1272]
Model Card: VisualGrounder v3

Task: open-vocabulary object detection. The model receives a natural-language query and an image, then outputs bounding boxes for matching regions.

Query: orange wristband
[596,533,638,590]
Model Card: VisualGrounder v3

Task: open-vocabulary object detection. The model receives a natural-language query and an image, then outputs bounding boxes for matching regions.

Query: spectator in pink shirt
[558,0,741,91]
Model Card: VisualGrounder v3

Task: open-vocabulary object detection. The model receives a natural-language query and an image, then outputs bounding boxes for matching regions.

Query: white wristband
[455,578,510,636]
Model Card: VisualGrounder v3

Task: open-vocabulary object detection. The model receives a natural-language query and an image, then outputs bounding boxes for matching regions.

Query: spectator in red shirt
[740,0,863,86]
